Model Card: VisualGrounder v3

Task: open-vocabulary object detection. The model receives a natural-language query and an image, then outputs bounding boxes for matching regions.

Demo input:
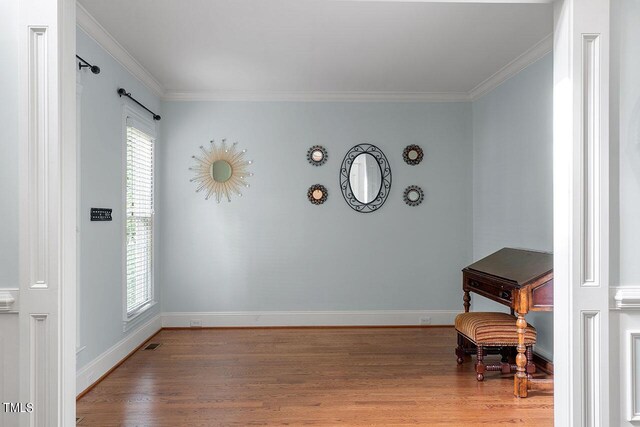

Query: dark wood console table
[462,247,553,397]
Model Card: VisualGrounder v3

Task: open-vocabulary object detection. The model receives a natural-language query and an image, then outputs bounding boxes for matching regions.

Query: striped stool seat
[455,312,537,345]
[454,312,537,381]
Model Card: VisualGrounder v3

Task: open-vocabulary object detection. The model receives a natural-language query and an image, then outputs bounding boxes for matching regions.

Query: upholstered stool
[454,312,537,381]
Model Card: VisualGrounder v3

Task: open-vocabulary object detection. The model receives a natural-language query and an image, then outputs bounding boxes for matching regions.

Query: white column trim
[581,311,601,426]
[580,33,601,287]
[611,288,640,310]
[60,0,78,421]
[27,26,50,291]
[29,314,48,425]
[0,290,19,313]
[19,0,76,424]
[628,331,640,422]
[553,0,610,424]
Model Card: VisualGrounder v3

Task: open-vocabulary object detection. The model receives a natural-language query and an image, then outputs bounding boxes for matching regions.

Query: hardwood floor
[76,327,553,426]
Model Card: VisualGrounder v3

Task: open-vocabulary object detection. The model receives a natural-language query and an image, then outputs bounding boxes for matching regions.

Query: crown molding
[468,33,552,101]
[162,90,471,102]
[76,3,165,98]
[76,3,549,104]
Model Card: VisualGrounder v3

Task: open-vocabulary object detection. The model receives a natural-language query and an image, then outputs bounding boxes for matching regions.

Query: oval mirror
[349,153,382,204]
[340,144,391,213]
[210,159,233,182]
[312,150,324,162]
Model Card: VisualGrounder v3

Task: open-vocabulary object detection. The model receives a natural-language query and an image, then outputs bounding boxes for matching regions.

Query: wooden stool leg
[455,333,465,365]
[476,345,485,381]
[463,291,471,313]
[526,346,536,379]
[514,312,528,397]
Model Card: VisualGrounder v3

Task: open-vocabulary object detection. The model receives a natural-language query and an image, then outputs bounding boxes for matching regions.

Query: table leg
[514,312,528,397]
[463,291,470,313]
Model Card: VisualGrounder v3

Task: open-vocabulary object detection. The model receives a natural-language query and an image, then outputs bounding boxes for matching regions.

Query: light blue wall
[158,102,473,312]
[76,28,161,370]
[76,23,553,367]
[0,0,19,290]
[471,53,554,360]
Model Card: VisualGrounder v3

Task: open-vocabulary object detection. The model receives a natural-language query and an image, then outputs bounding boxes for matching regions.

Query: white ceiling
[78,0,552,99]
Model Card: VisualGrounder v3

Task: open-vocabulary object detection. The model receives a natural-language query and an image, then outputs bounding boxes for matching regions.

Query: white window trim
[121,102,158,325]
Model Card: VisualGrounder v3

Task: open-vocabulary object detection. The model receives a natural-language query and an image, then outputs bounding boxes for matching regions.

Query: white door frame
[552,0,610,425]
[20,0,608,425]
[60,0,78,424]
[18,0,76,425]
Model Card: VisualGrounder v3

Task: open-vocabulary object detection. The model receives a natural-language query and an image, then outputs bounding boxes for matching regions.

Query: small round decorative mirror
[307,145,328,166]
[403,185,424,206]
[402,144,424,165]
[340,144,391,213]
[307,184,328,205]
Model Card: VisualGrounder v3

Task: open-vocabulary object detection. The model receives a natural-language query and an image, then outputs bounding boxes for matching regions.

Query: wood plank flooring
[76,327,553,426]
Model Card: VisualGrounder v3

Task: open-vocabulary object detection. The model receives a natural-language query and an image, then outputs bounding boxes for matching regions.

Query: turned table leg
[463,290,471,313]
[514,312,528,397]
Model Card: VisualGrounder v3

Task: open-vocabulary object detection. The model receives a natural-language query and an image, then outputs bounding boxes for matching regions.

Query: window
[125,122,154,317]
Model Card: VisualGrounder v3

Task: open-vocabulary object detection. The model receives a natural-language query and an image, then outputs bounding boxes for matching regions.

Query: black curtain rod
[117,88,161,121]
[76,54,100,74]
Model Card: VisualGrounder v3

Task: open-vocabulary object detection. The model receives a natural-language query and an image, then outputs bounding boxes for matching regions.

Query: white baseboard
[161,310,459,328]
[76,314,161,396]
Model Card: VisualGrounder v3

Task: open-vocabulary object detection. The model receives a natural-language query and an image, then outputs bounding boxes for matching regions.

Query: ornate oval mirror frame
[339,143,391,213]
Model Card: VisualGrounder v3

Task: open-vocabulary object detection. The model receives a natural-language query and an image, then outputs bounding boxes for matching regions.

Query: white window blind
[125,125,154,316]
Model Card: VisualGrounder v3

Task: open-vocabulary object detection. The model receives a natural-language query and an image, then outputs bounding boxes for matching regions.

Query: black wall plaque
[91,208,112,221]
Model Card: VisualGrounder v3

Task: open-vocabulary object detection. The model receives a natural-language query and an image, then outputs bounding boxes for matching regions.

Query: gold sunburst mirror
[189,139,253,203]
